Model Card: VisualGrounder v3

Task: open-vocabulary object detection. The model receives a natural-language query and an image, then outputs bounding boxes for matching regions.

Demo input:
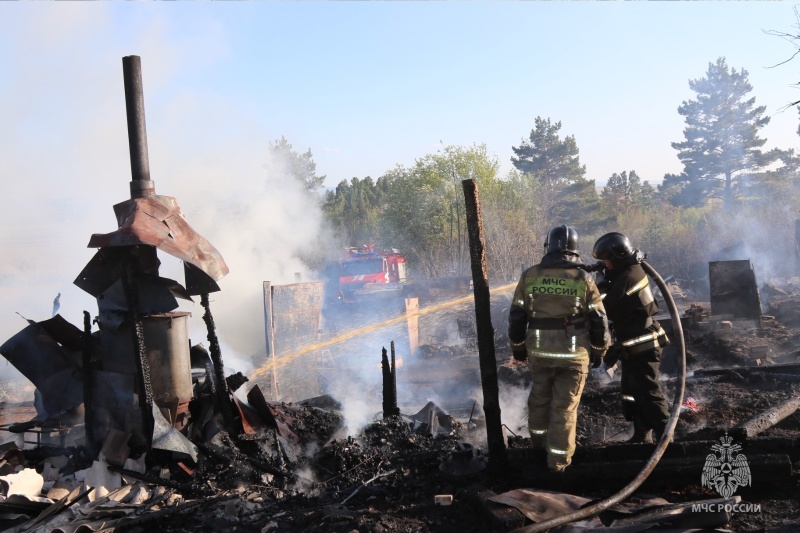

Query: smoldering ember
[3,56,800,533]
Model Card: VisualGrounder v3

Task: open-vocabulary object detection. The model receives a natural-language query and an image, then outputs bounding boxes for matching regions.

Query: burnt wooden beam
[517,453,791,492]
[510,435,800,463]
[693,363,800,378]
[462,179,506,470]
[734,394,800,439]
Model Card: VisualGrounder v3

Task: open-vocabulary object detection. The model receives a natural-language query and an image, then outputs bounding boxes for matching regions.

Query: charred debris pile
[0,55,480,533]
[2,55,800,533]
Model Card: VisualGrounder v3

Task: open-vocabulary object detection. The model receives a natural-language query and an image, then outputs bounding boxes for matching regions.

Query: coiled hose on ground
[514,260,686,533]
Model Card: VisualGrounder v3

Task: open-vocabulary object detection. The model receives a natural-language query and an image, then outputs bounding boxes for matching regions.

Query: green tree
[475,168,541,283]
[557,179,606,231]
[323,177,384,245]
[602,170,656,215]
[379,144,500,278]
[269,136,326,193]
[510,117,603,243]
[669,57,777,210]
[511,117,586,186]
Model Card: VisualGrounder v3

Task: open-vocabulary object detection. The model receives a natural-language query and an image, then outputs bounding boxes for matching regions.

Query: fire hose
[515,260,686,533]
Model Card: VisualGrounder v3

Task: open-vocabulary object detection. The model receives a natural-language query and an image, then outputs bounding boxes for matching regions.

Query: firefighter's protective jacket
[601,262,670,435]
[600,263,665,352]
[508,252,610,359]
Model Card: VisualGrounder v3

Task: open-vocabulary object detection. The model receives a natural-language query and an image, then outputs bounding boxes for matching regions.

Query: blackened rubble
[2,283,800,532]
[4,56,800,533]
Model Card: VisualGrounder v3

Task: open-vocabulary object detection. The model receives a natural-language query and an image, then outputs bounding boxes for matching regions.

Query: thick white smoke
[0,5,328,380]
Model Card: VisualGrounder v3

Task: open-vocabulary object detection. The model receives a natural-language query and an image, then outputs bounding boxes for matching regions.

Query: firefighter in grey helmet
[508,225,610,472]
[592,232,670,443]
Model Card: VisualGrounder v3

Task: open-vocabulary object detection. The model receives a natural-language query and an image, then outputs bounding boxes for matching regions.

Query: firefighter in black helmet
[592,232,670,443]
[508,225,610,472]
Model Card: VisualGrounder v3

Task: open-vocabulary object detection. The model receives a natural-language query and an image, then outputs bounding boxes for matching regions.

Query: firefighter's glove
[604,345,622,368]
[590,346,606,368]
[511,340,527,362]
[582,261,605,273]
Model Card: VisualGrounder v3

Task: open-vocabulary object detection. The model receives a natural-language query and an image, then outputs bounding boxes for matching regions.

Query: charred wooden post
[390,341,399,415]
[381,345,399,418]
[734,394,800,439]
[462,178,507,469]
[82,311,96,452]
[381,347,390,417]
[201,293,236,425]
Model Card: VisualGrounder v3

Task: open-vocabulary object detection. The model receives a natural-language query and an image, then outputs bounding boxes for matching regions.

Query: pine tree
[511,117,586,186]
[668,57,777,209]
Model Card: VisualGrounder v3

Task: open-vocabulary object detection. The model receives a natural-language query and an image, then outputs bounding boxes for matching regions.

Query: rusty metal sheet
[270,282,324,402]
[270,285,323,348]
[0,324,83,417]
[87,195,228,282]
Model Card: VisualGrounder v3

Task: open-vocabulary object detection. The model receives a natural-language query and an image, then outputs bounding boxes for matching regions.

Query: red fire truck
[339,245,410,303]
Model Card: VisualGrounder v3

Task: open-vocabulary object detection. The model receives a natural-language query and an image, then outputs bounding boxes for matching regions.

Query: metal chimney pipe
[122,55,155,198]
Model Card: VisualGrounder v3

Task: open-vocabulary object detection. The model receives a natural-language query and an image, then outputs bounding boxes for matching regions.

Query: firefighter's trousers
[527,356,589,472]
[620,346,670,437]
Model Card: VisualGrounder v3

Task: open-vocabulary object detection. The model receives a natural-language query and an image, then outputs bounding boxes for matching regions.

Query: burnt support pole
[381,344,400,419]
[390,341,399,415]
[201,294,236,425]
[462,179,507,469]
[82,311,96,453]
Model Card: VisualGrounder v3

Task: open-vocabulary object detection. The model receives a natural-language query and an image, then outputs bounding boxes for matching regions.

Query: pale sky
[1,2,799,370]
[2,3,800,187]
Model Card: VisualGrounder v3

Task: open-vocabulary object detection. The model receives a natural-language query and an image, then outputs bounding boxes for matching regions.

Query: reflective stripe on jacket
[508,253,609,360]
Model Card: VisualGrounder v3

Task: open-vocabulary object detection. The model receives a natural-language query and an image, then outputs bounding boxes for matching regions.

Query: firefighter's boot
[652,420,670,443]
[625,415,653,444]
